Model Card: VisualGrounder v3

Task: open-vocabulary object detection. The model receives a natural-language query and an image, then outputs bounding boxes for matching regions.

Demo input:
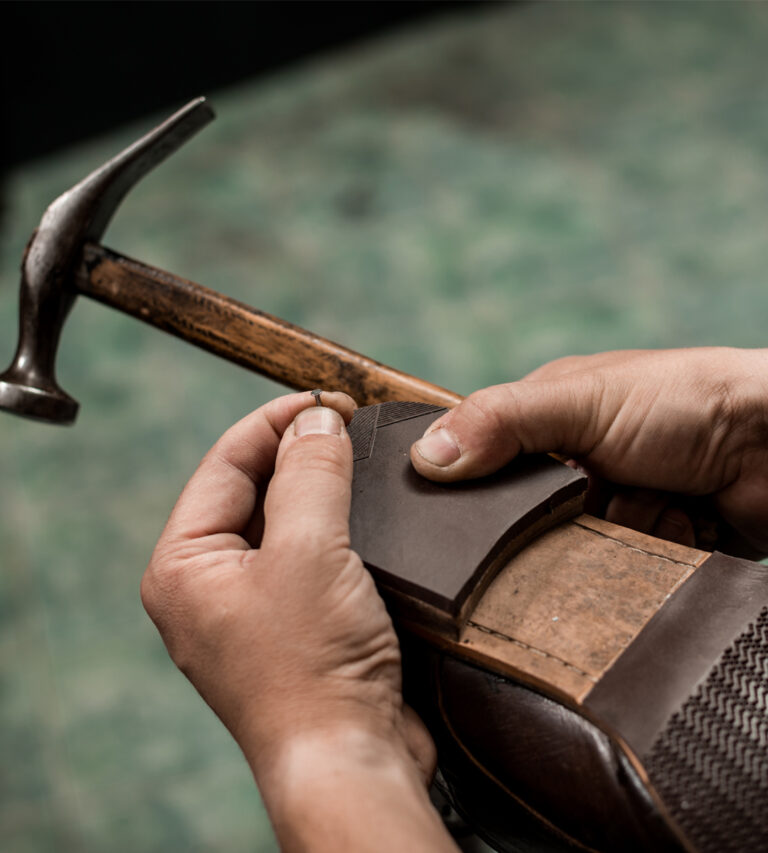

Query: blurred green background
[2,3,768,850]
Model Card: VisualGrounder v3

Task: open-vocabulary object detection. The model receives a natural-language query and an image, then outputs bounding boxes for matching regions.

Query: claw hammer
[0,98,459,425]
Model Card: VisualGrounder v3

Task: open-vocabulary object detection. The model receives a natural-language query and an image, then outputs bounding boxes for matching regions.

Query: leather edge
[583,550,768,757]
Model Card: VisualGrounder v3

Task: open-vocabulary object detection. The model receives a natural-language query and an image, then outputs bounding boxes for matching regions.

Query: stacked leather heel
[349,402,768,852]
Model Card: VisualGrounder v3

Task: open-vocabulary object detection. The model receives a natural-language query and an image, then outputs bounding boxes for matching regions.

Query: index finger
[162,391,356,545]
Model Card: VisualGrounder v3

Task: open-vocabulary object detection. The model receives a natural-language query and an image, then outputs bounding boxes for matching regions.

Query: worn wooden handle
[76,242,461,408]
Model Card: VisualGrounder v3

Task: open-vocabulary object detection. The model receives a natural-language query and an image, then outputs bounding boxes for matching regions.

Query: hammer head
[0,98,214,424]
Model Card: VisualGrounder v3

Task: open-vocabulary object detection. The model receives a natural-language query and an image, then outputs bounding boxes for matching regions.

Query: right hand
[410,347,768,554]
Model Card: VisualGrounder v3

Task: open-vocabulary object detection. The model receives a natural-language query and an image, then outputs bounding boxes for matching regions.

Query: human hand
[141,391,449,851]
[410,348,768,554]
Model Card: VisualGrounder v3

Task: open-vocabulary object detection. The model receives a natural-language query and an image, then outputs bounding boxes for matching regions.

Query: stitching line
[466,620,598,682]
[572,519,700,567]
[569,520,700,665]
[467,523,699,686]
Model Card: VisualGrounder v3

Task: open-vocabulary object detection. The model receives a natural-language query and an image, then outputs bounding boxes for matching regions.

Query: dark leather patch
[350,402,444,461]
[349,403,381,461]
[401,643,686,852]
[348,403,586,617]
[584,551,768,758]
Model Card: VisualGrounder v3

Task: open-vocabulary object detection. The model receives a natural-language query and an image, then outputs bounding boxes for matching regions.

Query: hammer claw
[0,98,214,424]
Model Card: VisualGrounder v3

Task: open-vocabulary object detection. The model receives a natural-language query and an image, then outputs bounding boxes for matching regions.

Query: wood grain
[76,242,460,409]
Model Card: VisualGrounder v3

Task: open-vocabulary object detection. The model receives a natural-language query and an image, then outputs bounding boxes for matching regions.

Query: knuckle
[441,385,524,468]
[139,569,159,617]
[542,354,584,374]
[282,438,348,479]
[459,387,510,438]
[140,552,188,620]
[683,350,744,439]
[264,524,350,568]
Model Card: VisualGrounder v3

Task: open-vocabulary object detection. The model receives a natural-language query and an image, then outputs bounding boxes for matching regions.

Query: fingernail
[565,458,588,476]
[294,407,344,437]
[414,428,461,467]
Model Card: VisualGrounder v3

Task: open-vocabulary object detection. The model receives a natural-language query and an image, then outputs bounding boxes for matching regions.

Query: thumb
[260,405,353,558]
[410,378,607,482]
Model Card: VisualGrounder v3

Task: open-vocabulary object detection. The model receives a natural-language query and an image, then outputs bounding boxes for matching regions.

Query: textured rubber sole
[646,607,768,853]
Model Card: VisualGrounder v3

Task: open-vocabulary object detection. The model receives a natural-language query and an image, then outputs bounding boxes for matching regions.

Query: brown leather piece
[348,402,768,849]
[584,550,768,757]
[460,515,706,702]
[402,642,686,853]
[402,543,768,851]
[348,403,586,617]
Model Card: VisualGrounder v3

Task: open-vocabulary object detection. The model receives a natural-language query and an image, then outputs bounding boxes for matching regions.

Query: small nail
[294,407,344,437]
[414,428,461,467]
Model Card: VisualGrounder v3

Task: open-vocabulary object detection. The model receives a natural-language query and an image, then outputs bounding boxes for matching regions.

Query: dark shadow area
[1,0,499,170]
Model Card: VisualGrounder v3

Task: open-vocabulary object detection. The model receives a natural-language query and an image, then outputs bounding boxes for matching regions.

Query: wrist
[250,724,423,796]
[251,727,451,852]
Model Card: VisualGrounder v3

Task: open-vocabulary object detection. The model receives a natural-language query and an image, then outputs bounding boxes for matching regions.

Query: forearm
[249,728,458,853]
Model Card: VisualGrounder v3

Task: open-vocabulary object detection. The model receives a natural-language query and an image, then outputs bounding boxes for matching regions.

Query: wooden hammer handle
[77,242,461,409]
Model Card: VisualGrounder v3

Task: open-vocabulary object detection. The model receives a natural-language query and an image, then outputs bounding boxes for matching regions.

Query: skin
[143,347,768,849]
[141,390,455,853]
[412,348,768,555]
